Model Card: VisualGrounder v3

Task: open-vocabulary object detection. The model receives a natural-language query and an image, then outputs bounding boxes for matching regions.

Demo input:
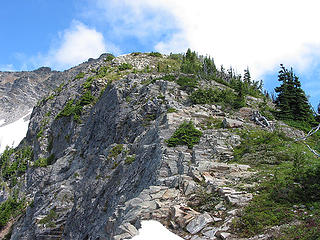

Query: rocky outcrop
[0,54,112,124]
[0,53,277,240]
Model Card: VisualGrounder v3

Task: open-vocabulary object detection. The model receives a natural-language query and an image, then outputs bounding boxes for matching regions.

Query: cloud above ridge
[52,21,107,67]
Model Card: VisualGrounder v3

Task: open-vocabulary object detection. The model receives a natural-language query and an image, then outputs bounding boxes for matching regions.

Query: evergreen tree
[181,48,199,74]
[243,67,251,85]
[275,64,314,123]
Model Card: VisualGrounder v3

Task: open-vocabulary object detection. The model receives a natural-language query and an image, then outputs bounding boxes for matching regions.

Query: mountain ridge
[0,51,318,240]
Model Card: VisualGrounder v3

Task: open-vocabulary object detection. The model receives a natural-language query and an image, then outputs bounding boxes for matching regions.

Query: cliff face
[1,53,308,240]
[0,56,108,124]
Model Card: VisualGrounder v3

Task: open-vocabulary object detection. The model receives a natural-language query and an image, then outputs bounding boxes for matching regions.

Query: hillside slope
[0,52,319,240]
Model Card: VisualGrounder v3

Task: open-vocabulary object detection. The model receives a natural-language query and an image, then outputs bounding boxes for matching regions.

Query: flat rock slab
[186,213,213,234]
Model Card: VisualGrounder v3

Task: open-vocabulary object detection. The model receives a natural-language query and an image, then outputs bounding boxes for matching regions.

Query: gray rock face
[1,53,260,240]
[0,54,111,124]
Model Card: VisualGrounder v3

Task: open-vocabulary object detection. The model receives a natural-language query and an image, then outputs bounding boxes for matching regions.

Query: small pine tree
[243,67,251,85]
[275,64,314,123]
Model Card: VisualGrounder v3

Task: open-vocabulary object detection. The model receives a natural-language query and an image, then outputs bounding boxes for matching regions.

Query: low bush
[176,76,198,91]
[166,121,202,149]
[0,146,33,182]
[190,88,245,109]
[125,155,136,164]
[148,52,162,57]
[108,144,123,160]
[118,63,133,71]
[0,197,25,229]
[75,72,85,80]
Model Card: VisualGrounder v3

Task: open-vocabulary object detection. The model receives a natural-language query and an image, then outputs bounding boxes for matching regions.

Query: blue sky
[1,0,320,108]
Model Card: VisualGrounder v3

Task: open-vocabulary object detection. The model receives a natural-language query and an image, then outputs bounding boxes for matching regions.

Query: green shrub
[96,66,109,78]
[234,192,294,237]
[190,88,245,109]
[131,52,141,56]
[0,146,33,182]
[82,76,94,89]
[104,54,115,61]
[199,116,223,129]
[166,121,203,149]
[38,208,58,228]
[0,197,25,229]
[188,189,220,213]
[108,144,123,160]
[167,107,177,113]
[148,52,162,57]
[79,91,95,106]
[34,154,55,168]
[56,99,83,122]
[176,76,198,91]
[233,129,293,166]
[160,75,176,82]
[118,63,133,71]
[75,72,85,80]
[125,155,136,164]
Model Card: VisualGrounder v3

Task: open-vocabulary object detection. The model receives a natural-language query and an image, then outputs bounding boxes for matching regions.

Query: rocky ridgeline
[0,55,112,124]
[0,53,301,240]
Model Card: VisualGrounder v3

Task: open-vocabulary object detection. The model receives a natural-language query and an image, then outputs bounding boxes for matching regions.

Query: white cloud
[110,0,320,79]
[25,21,109,70]
[87,0,182,48]
[52,21,107,67]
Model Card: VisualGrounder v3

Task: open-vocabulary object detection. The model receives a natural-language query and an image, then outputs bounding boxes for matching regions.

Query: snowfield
[128,220,183,240]
[0,111,31,154]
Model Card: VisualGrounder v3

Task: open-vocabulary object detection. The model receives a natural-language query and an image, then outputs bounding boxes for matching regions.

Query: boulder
[186,212,213,234]
[223,118,243,128]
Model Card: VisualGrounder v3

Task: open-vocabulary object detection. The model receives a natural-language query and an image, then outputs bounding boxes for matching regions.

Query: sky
[1,0,320,108]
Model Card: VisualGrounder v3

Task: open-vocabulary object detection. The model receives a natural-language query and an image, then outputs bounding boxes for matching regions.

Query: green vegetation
[36,127,44,139]
[118,63,133,71]
[190,88,245,109]
[180,48,202,74]
[33,154,55,168]
[38,208,58,228]
[167,107,177,113]
[56,99,83,122]
[159,74,176,82]
[148,52,162,57]
[166,121,203,149]
[232,127,320,238]
[198,116,223,129]
[75,72,85,80]
[0,146,33,183]
[258,99,275,120]
[275,65,315,124]
[188,189,220,213]
[0,197,25,229]
[125,155,136,164]
[82,76,94,89]
[104,54,115,61]
[176,75,198,91]
[233,129,293,166]
[143,113,156,126]
[157,58,181,72]
[108,144,123,160]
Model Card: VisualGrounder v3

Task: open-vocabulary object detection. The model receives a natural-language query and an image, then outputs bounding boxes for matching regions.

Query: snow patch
[0,111,32,154]
[128,220,183,240]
